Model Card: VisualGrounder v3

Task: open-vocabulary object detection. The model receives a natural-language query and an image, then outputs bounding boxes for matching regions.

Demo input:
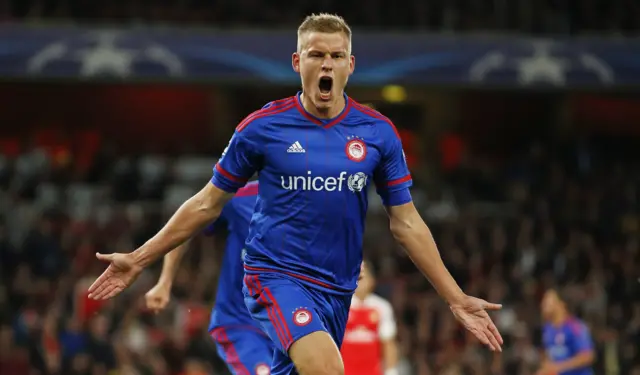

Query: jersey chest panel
[262,122,382,192]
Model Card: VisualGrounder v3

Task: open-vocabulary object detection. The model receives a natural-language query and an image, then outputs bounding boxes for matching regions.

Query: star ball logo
[27,31,184,78]
[469,40,614,86]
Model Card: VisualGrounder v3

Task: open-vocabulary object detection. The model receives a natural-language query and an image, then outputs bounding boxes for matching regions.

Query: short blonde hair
[297,13,352,53]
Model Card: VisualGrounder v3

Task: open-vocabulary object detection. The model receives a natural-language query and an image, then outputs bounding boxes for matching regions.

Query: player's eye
[332,53,345,59]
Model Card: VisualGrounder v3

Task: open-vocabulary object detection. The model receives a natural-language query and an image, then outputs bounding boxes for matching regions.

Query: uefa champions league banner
[0,25,639,86]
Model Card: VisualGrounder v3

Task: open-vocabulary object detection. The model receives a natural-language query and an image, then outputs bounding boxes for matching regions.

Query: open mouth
[318,77,333,99]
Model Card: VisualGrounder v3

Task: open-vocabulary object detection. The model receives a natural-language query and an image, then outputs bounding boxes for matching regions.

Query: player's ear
[349,55,355,75]
[292,52,301,73]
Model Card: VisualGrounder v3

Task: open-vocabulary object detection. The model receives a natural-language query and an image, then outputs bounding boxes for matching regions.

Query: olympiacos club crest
[346,139,367,162]
[255,363,271,375]
[293,308,312,326]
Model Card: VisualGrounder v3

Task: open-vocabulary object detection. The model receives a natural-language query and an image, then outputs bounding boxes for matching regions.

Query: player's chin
[314,92,333,107]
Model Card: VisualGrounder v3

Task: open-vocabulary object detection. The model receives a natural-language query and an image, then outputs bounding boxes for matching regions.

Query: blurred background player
[535,289,595,375]
[144,181,274,375]
[342,260,399,375]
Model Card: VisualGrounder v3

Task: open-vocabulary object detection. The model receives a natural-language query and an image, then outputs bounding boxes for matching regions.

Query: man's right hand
[145,283,171,313]
[449,295,504,352]
[88,252,143,300]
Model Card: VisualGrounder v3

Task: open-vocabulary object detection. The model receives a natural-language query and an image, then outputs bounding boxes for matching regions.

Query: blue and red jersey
[542,317,594,375]
[212,93,412,295]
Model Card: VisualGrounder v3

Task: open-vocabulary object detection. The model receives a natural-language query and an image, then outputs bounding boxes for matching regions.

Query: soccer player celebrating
[144,181,274,375]
[88,13,503,375]
[341,260,399,375]
[536,289,595,375]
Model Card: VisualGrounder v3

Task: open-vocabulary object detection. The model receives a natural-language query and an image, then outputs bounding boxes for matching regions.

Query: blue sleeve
[374,122,413,206]
[570,323,594,353]
[211,123,263,193]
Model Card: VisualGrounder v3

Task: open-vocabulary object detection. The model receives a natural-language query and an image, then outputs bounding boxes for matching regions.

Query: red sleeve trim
[351,101,401,139]
[387,174,412,187]
[215,163,249,184]
[236,97,296,132]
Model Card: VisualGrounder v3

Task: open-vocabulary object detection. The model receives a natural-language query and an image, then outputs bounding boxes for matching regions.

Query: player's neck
[551,310,569,326]
[300,92,345,119]
[354,290,369,301]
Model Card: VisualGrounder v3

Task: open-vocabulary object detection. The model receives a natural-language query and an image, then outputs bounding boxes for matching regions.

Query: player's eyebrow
[307,49,347,55]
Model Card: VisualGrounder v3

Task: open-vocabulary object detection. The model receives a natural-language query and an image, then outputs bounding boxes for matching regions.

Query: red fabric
[341,305,384,375]
[76,290,107,323]
[440,133,465,170]
[182,303,209,337]
[75,130,102,172]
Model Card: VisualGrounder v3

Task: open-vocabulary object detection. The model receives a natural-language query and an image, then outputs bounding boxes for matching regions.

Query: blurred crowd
[0,0,638,34]
[0,142,229,375]
[0,134,639,375]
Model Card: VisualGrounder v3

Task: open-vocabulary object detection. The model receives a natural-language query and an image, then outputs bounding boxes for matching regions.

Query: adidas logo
[287,141,306,153]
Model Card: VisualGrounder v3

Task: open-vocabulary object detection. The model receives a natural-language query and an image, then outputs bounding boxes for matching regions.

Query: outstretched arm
[88,183,232,300]
[90,118,262,301]
[386,202,464,303]
[132,183,231,268]
[386,202,503,351]
[370,112,502,352]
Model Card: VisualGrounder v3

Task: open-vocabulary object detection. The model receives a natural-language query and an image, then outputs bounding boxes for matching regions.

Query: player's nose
[321,57,334,70]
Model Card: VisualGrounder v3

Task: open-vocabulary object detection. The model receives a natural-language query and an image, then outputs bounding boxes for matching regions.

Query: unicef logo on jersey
[241,248,247,262]
[348,172,368,192]
[281,171,368,193]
